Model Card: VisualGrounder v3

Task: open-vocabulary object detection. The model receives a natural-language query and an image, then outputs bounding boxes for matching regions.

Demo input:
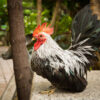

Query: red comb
[33,23,54,36]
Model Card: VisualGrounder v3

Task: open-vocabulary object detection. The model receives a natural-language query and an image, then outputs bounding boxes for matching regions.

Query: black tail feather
[71,5,100,51]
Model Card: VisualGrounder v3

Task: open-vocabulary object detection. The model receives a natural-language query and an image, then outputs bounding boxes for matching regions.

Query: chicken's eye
[39,34,43,37]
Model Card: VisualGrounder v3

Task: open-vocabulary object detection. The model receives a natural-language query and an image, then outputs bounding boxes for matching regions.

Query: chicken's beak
[32,37,36,41]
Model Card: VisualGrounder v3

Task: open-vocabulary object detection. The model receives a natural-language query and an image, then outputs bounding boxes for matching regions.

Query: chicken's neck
[35,36,63,58]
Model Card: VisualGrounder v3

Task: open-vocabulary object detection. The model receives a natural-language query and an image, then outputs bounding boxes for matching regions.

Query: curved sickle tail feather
[71,5,100,50]
[68,5,100,92]
[70,4,100,67]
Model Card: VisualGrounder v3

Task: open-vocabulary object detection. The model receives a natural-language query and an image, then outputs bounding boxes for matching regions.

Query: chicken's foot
[39,86,56,95]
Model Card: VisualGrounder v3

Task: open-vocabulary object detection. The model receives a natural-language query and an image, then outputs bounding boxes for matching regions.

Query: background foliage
[0,0,89,48]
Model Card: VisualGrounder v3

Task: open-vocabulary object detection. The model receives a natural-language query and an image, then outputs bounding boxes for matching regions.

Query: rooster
[31,5,100,94]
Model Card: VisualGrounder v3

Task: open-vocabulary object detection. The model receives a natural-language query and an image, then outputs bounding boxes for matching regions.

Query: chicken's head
[32,23,54,51]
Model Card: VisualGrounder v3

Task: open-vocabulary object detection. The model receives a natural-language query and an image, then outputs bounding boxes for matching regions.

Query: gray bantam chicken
[31,5,100,94]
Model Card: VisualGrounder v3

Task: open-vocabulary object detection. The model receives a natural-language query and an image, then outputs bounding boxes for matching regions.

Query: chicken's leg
[39,86,56,95]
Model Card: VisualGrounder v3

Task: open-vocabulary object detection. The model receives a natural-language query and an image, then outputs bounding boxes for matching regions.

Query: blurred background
[1,0,100,69]
[0,0,90,48]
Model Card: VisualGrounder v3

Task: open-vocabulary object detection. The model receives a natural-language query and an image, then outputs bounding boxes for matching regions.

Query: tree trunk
[90,0,100,20]
[7,0,33,100]
[90,0,100,69]
[50,0,61,27]
[37,0,42,25]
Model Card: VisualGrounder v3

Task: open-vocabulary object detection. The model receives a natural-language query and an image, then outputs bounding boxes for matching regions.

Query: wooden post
[50,0,61,27]
[37,0,42,25]
[7,0,33,100]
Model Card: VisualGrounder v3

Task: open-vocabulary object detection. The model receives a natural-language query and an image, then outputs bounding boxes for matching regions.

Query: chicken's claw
[39,86,56,95]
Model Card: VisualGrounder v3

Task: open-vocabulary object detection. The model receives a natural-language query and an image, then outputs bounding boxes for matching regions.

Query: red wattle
[34,39,46,51]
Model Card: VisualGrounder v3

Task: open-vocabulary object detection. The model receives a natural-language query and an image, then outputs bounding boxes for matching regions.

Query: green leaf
[1,25,7,30]
[22,1,33,8]
[24,9,31,15]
